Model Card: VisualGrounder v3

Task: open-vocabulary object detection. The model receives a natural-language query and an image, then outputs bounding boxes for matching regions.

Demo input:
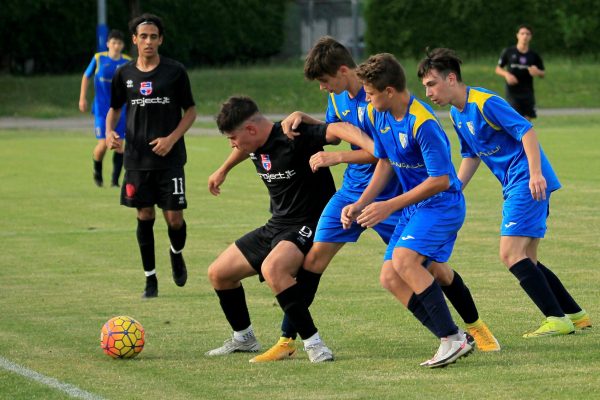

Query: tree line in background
[365,0,600,58]
[1,0,598,75]
[0,0,286,74]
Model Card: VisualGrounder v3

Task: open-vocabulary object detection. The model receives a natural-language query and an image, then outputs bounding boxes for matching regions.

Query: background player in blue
[418,47,591,338]
[250,37,497,362]
[495,24,544,120]
[79,29,131,187]
[106,14,196,298]
[340,53,474,368]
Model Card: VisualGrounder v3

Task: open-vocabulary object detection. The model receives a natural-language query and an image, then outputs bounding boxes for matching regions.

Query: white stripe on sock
[144,269,156,277]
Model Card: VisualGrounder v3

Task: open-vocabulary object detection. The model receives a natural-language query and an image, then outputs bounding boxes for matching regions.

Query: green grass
[0,57,598,118]
[1,116,599,399]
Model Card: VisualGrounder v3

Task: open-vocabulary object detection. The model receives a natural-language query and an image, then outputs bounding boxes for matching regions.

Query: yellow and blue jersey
[326,88,401,201]
[450,87,560,197]
[362,95,462,197]
[84,52,131,117]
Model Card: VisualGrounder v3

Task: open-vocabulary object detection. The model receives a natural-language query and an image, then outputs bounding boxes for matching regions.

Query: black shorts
[506,92,537,119]
[235,221,317,274]
[120,168,187,210]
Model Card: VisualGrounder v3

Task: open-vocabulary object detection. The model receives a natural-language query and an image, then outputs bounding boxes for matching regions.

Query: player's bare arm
[521,129,547,201]
[495,65,518,85]
[457,157,481,190]
[326,122,374,154]
[208,148,249,196]
[281,111,324,139]
[528,65,545,78]
[79,75,90,112]
[358,174,450,229]
[309,149,376,172]
[341,158,393,229]
[150,106,197,157]
[105,107,123,151]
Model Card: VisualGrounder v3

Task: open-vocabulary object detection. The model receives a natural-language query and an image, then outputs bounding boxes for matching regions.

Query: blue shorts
[384,191,466,263]
[95,113,126,139]
[314,190,400,244]
[501,191,550,238]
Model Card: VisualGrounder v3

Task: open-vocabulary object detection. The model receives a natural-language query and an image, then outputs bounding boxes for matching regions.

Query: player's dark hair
[356,53,406,92]
[216,96,260,133]
[417,48,463,82]
[107,29,125,42]
[129,13,164,36]
[517,24,533,34]
[304,36,356,80]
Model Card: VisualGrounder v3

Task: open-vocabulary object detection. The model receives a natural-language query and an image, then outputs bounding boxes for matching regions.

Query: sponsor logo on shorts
[140,81,153,96]
[401,235,415,240]
[178,196,185,205]
[299,226,313,238]
[504,222,517,228]
[126,183,136,198]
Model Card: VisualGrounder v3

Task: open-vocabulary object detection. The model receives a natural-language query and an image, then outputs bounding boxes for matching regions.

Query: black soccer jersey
[250,122,336,225]
[498,47,544,96]
[111,57,195,170]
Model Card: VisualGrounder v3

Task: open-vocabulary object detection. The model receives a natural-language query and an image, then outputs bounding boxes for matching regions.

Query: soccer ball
[100,316,145,359]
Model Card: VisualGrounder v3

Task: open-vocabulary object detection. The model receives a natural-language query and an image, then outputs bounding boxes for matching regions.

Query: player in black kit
[106,13,197,298]
[495,24,545,119]
[205,96,348,363]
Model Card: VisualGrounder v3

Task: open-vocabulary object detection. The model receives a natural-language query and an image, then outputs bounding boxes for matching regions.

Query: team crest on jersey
[140,81,153,96]
[399,133,408,148]
[519,56,527,64]
[260,154,272,171]
[358,106,365,123]
[466,121,475,135]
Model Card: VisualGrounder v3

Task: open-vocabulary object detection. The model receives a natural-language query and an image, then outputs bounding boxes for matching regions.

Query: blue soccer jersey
[362,95,462,196]
[326,89,401,201]
[84,52,131,118]
[450,87,561,197]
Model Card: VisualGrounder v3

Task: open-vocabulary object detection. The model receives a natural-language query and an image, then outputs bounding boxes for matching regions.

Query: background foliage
[364,0,600,58]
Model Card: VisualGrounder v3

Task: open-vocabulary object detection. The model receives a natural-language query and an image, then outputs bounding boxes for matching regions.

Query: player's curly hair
[356,53,406,92]
[304,36,356,80]
[417,48,462,81]
[216,96,260,133]
[129,13,164,36]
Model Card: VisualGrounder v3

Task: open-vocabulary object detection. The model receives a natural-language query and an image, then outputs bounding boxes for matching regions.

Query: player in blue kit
[79,29,131,187]
[339,53,474,368]
[250,37,498,363]
[418,48,591,337]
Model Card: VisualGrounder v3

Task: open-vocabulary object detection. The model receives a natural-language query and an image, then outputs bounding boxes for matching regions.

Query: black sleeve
[294,122,329,151]
[175,66,195,110]
[497,48,508,67]
[535,51,544,71]
[110,67,127,110]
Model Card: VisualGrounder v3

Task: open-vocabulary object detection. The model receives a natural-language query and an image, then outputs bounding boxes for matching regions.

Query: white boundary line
[0,356,105,400]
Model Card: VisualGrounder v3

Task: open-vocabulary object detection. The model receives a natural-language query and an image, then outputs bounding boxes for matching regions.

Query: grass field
[0,57,598,118]
[1,115,599,399]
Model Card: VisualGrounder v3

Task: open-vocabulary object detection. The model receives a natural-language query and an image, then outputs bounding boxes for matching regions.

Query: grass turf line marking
[0,356,105,400]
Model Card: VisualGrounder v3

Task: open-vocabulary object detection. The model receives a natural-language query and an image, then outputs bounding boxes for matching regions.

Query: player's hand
[281,111,305,140]
[309,151,341,172]
[529,172,547,201]
[105,130,122,151]
[208,169,227,196]
[149,136,175,157]
[528,65,541,76]
[505,73,518,85]
[78,99,87,113]
[356,201,392,228]
[341,202,364,229]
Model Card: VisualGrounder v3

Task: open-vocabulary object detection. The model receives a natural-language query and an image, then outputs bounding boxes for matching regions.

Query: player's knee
[137,208,155,220]
[499,248,519,268]
[379,267,395,292]
[428,263,453,286]
[303,252,327,274]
